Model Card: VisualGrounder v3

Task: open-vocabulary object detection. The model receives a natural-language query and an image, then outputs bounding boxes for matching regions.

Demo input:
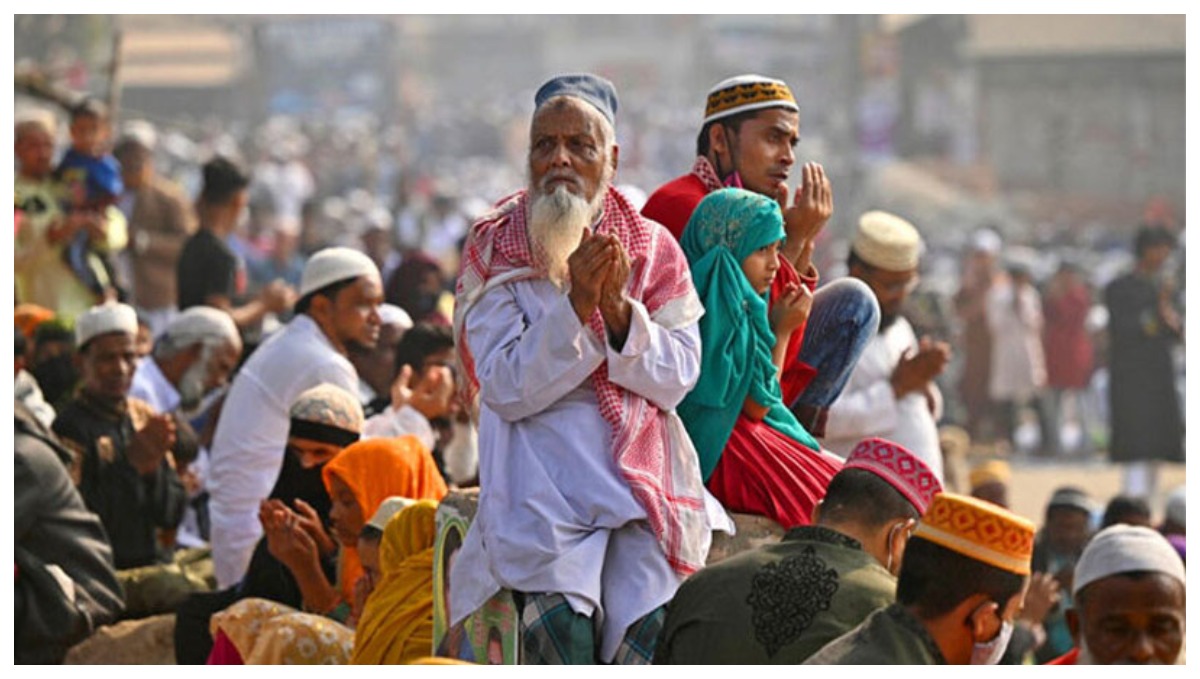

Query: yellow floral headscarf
[212,597,355,665]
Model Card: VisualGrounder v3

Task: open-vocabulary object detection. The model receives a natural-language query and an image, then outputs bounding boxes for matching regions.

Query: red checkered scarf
[454,186,709,575]
[691,156,725,193]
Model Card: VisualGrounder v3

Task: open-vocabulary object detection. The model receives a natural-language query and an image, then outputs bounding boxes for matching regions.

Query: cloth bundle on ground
[209,597,355,664]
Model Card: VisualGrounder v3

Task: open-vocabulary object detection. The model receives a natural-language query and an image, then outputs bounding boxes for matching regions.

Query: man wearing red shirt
[643,74,878,437]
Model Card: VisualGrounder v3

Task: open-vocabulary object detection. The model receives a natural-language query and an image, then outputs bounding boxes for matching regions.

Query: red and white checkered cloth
[454,186,709,576]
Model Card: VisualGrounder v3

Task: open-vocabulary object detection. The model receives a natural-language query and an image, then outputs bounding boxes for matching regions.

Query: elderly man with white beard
[450,74,719,664]
[130,305,242,416]
[130,305,242,548]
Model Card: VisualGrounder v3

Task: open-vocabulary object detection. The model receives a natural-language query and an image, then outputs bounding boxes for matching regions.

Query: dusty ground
[948,449,1186,526]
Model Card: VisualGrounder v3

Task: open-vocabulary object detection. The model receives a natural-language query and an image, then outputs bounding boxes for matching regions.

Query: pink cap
[844,437,942,514]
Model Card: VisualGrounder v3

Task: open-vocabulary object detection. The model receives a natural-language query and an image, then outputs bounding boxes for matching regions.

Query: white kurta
[208,314,359,587]
[449,276,703,663]
[362,403,437,455]
[986,281,1047,401]
[129,357,181,414]
[822,316,945,481]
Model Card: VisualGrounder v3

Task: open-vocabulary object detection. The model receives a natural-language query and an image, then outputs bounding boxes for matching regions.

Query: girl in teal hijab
[677,188,840,528]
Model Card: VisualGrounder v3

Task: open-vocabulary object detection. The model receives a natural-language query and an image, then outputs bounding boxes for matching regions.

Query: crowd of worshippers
[15,72,1185,665]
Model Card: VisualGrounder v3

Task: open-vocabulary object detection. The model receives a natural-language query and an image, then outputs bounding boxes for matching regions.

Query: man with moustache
[207,246,384,588]
[52,302,187,569]
[1047,524,1185,665]
[450,74,716,664]
[822,211,950,479]
[643,75,879,437]
[129,305,242,548]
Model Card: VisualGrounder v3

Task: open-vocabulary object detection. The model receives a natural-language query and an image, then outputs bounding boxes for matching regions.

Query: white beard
[528,183,593,289]
[177,345,213,411]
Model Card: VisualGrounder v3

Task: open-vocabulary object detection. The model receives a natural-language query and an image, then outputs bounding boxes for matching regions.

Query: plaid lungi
[517,592,665,665]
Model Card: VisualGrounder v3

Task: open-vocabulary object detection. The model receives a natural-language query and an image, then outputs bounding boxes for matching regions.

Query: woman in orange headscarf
[351,499,439,664]
[261,435,446,623]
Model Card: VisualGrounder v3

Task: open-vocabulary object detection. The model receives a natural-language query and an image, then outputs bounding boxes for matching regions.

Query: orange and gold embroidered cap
[703,74,798,126]
[913,493,1035,575]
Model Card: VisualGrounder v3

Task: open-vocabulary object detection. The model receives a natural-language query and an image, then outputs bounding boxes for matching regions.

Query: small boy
[54,97,125,301]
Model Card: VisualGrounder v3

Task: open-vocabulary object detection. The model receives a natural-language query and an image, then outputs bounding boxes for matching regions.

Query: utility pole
[106,28,124,127]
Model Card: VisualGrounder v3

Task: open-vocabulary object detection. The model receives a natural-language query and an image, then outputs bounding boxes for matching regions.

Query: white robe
[821,316,945,481]
[986,281,1047,401]
[207,314,359,588]
[449,276,704,663]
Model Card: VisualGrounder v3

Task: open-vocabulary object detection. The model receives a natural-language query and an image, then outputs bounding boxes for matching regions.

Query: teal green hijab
[677,188,819,481]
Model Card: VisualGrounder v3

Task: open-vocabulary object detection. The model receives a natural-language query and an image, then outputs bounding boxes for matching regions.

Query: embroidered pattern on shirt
[746,544,840,657]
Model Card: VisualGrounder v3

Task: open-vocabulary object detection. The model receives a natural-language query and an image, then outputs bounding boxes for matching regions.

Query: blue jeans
[792,277,879,411]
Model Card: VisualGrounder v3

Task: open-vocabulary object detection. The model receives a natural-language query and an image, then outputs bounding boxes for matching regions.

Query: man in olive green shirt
[805,493,1034,665]
[654,437,942,664]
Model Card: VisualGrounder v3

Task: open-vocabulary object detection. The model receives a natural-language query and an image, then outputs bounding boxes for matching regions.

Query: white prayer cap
[379,303,413,331]
[163,306,240,347]
[119,119,158,151]
[298,246,380,298]
[852,210,923,272]
[1164,486,1185,529]
[1072,524,1186,597]
[15,108,58,136]
[75,302,138,349]
[367,496,416,531]
[971,228,1002,255]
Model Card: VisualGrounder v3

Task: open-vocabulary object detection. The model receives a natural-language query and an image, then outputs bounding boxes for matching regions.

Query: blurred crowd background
[14,14,1187,515]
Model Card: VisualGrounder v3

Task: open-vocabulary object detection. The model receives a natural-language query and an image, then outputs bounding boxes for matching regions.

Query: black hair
[1134,225,1177,258]
[695,109,762,159]
[394,322,455,376]
[359,524,384,542]
[199,155,251,207]
[34,319,75,346]
[818,468,921,529]
[294,276,360,316]
[1101,495,1152,529]
[16,327,28,357]
[846,248,869,272]
[70,97,109,122]
[896,536,1026,620]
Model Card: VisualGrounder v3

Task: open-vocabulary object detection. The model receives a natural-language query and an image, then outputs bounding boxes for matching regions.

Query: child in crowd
[55,97,124,301]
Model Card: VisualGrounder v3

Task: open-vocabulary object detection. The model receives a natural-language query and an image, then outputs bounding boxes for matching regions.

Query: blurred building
[892,15,1185,229]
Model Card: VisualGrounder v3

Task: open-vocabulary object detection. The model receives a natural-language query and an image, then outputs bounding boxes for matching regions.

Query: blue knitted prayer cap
[534,73,618,126]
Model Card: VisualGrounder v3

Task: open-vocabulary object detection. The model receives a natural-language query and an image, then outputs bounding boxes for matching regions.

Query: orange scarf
[323,436,448,602]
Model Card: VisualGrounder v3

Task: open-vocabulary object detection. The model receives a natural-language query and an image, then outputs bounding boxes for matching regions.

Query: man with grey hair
[130,305,242,549]
[451,74,717,664]
[130,305,242,416]
[1047,524,1186,665]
